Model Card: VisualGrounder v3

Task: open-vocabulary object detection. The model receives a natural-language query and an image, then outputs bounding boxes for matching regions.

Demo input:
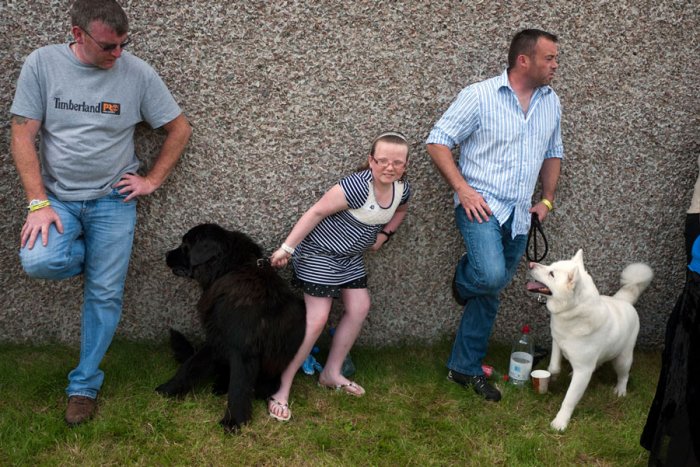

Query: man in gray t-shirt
[10,0,192,426]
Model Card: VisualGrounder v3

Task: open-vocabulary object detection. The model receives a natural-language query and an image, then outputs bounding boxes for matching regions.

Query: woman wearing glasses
[267,131,411,421]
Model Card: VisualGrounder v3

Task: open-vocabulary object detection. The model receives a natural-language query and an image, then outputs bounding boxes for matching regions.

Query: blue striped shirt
[427,69,563,237]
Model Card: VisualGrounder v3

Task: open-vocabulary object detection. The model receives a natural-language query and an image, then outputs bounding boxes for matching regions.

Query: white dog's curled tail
[613,263,654,304]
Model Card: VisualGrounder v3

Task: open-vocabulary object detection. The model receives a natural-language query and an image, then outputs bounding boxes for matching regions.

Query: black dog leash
[526,212,549,305]
[526,212,548,263]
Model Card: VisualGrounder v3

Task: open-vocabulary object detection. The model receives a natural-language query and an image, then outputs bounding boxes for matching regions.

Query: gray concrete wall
[1,1,698,348]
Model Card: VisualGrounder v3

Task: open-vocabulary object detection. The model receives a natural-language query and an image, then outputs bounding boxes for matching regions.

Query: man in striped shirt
[426,29,563,402]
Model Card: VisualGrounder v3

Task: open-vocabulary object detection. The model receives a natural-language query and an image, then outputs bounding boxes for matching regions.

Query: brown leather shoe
[65,396,97,426]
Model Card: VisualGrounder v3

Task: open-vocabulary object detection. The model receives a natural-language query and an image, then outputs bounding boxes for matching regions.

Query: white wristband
[281,243,295,255]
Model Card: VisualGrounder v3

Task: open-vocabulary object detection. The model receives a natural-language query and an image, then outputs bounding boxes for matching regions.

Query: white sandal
[267,397,291,422]
[319,380,366,397]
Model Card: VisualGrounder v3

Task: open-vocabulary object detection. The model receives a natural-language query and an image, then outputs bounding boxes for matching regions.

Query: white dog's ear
[573,249,584,266]
[567,267,578,290]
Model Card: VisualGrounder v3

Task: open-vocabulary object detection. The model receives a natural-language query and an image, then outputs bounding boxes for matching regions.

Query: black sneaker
[447,370,501,402]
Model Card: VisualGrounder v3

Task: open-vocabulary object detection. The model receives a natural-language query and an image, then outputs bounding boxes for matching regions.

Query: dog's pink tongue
[526,281,549,293]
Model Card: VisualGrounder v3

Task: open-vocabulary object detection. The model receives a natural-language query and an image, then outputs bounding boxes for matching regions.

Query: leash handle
[526,212,549,263]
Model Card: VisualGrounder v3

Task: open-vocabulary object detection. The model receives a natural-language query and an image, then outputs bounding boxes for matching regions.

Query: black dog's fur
[155,223,306,432]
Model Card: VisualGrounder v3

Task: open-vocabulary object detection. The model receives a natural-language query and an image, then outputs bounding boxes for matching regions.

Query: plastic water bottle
[508,324,534,386]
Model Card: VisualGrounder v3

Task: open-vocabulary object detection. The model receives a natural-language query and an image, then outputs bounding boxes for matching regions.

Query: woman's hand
[369,234,388,252]
[270,248,291,268]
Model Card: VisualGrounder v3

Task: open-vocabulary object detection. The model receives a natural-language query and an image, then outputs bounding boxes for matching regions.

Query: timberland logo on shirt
[53,98,121,115]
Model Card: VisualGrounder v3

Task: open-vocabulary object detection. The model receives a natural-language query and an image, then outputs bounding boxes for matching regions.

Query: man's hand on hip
[113,173,158,202]
[458,185,492,223]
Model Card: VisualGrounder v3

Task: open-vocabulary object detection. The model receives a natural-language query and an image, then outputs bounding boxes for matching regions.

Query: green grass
[0,338,659,466]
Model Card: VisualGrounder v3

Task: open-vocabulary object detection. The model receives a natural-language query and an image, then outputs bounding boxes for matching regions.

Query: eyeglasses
[371,155,406,169]
[82,28,131,52]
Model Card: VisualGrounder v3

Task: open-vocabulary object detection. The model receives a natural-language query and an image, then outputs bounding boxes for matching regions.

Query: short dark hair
[70,0,129,35]
[507,29,558,69]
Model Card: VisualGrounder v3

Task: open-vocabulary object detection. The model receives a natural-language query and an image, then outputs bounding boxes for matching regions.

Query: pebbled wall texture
[1,1,698,349]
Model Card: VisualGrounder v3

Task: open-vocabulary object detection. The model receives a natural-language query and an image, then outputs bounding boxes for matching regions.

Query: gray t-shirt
[11,43,182,201]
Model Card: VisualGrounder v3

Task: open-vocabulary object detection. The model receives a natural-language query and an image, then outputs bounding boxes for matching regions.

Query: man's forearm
[539,157,561,202]
[145,114,192,188]
[427,143,469,193]
[11,115,46,201]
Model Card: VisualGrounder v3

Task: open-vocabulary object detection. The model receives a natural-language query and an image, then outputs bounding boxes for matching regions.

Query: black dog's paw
[155,381,184,397]
[219,405,251,434]
[219,415,244,434]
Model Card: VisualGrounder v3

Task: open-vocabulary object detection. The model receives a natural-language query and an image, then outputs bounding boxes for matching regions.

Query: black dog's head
[166,223,263,289]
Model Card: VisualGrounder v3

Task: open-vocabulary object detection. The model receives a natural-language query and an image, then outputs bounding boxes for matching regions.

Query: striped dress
[292,170,411,285]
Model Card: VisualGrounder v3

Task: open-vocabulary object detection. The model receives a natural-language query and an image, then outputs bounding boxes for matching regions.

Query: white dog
[528,249,653,431]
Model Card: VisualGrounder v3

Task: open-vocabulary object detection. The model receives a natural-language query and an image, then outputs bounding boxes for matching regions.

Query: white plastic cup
[530,369,551,394]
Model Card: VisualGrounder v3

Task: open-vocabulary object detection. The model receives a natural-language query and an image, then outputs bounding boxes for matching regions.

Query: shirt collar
[497,69,511,91]
[498,68,553,96]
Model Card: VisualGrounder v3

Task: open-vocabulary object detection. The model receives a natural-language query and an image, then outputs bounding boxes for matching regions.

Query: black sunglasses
[82,28,131,52]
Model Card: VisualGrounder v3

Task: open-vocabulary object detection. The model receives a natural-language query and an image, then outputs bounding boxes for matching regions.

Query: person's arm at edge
[11,114,64,249]
[114,113,192,201]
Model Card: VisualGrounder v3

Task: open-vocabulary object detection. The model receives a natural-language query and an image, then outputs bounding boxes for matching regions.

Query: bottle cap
[522,324,531,334]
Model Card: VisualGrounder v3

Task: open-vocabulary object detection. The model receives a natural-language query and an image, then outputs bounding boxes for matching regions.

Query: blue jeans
[448,206,527,376]
[19,190,137,399]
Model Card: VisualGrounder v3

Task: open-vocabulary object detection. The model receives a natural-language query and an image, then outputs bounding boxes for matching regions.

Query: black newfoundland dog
[156,223,306,432]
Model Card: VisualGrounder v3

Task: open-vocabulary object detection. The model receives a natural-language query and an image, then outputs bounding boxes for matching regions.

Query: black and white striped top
[292,170,411,285]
